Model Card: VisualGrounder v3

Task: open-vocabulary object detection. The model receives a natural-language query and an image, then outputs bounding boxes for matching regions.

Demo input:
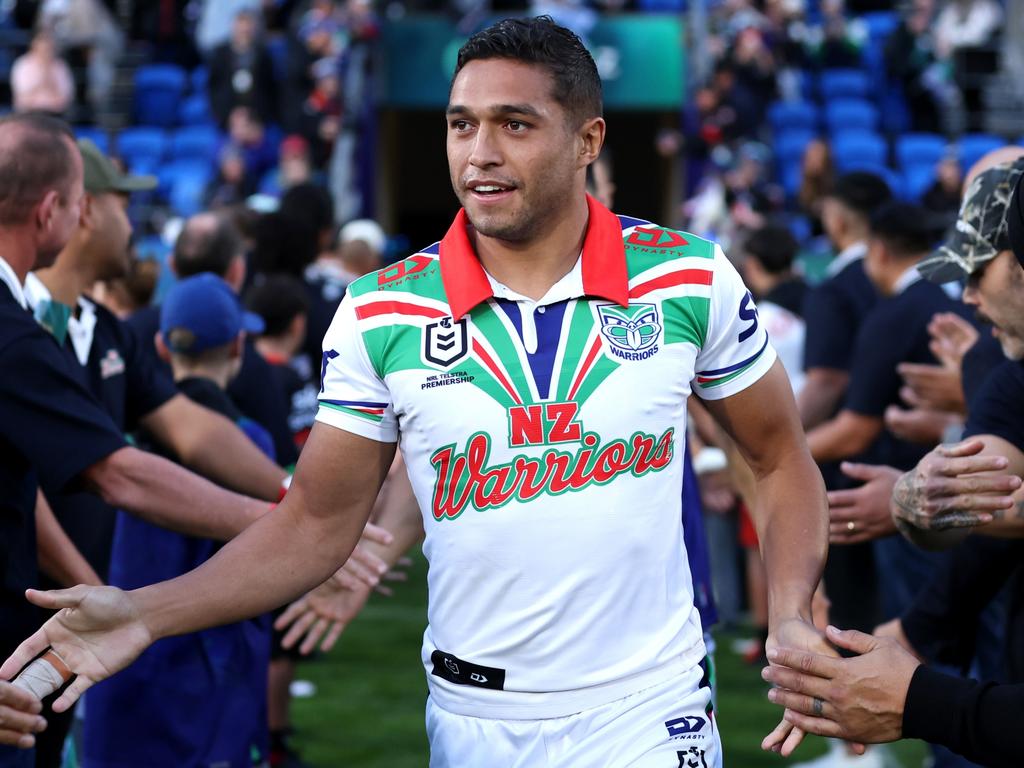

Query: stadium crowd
[0,2,1023,768]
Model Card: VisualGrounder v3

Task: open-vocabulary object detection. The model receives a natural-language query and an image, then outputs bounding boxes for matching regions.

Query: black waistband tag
[430,650,506,690]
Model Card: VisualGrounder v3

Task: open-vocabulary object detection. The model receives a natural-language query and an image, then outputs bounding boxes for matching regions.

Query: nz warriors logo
[423,316,469,368]
[598,303,662,361]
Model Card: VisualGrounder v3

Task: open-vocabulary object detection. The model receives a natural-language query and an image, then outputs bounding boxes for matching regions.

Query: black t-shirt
[845,279,967,470]
[301,267,347,375]
[0,284,126,659]
[43,299,178,580]
[803,256,879,371]
[764,278,808,320]
[265,355,320,450]
[964,359,1024,447]
[129,304,299,467]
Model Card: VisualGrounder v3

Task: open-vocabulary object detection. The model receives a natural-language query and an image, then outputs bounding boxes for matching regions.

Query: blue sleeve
[0,334,126,493]
[843,312,904,418]
[964,361,1024,449]
[802,282,859,371]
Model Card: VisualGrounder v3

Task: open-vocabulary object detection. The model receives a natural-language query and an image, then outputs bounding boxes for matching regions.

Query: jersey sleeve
[0,334,126,493]
[693,245,777,400]
[315,294,398,443]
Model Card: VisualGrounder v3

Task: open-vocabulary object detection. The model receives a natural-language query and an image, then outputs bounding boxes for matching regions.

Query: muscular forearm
[35,492,102,588]
[86,447,268,541]
[136,476,372,641]
[756,447,829,623]
[151,399,287,500]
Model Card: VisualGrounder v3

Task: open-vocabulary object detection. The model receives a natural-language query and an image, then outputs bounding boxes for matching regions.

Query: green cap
[78,138,157,194]
[919,159,1024,283]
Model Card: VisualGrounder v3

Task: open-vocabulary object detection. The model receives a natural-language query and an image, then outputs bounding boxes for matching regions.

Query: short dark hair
[453,16,603,127]
[245,274,309,337]
[870,201,944,258]
[173,213,243,278]
[744,222,799,274]
[827,171,892,220]
[0,112,76,225]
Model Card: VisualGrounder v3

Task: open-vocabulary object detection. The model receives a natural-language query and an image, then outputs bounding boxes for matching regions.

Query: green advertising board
[381,15,685,110]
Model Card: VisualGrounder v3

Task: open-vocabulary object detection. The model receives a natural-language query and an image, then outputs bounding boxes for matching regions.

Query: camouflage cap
[919,159,1024,283]
[1009,167,1024,270]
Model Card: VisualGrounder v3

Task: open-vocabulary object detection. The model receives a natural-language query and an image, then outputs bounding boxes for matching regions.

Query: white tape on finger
[12,650,73,700]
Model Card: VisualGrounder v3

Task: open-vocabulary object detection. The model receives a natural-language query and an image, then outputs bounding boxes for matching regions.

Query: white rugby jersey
[317,196,776,719]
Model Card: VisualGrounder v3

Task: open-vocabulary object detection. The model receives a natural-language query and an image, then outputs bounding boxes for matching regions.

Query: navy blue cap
[160,273,265,355]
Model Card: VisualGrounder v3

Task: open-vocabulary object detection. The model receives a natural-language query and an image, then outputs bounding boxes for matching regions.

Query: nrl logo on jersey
[423,315,469,368]
[598,303,662,361]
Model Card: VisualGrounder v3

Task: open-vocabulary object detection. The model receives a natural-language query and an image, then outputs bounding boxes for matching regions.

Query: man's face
[446,59,585,244]
[37,139,84,268]
[962,250,1024,360]
[88,192,134,280]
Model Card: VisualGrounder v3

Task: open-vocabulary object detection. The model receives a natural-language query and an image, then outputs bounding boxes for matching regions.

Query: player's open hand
[329,522,393,591]
[762,617,866,757]
[274,573,373,655]
[0,586,153,714]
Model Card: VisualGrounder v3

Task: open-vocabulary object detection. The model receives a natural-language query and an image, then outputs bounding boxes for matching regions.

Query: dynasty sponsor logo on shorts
[665,715,706,739]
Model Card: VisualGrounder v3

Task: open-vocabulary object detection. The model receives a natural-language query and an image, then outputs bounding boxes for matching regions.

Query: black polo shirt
[845,277,969,470]
[802,252,879,372]
[129,304,299,467]
[0,283,125,659]
[41,297,177,579]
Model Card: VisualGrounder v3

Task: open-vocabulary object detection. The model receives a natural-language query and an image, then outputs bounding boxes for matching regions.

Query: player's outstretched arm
[701,360,831,757]
[0,422,396,713]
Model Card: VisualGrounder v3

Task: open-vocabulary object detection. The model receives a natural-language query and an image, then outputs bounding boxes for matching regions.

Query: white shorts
[426,663,722,768]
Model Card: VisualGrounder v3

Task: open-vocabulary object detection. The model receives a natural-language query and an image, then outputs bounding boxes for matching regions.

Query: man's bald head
[173,212,244,280]
[0,112,77,226]
[964,146,1024,191]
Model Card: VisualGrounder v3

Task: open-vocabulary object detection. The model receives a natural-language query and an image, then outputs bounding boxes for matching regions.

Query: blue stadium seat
[74,126,108,153]
[775,129,816,163]
[768,100,819,134]
[170,125,221,163]
[819,69,870,100]
[116,127,167,168]
[957,133,1006,171]
[157,160,212,198]
[895,133,948,172]
[170,173,208,216]
[861,11,899,43]
[903,164,937,201]
[178,94,213,126]
[781,163,804,199]
[832,130,888,171]
[825,98,879,134]
[190,66,208,94]
[134,64,188,127]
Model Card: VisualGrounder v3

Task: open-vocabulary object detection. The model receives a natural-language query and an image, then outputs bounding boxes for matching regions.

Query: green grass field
[292,550,926,767]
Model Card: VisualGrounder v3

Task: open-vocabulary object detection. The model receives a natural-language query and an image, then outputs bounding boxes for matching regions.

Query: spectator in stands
[208,7,278,129]
[709,59,760,142]
[807,0,866,68]
[246,274,319,449]
[729,25,778,122]
[302,217,385,367]
[886,0,946,132]
[725,141,784,231]
[10,27,74,115]
[259,134,315,198]
[922,154,964,223]
[798,139,834,237]
[205,144,256,209]
[300,57,343,169]
[933,0,1003,60]
[90,256,160,319]
[196,0,261,56]
[38,0,124,118]
[225,105,278,180]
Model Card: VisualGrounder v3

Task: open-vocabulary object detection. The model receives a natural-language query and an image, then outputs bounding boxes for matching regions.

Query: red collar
[439,193,629,320]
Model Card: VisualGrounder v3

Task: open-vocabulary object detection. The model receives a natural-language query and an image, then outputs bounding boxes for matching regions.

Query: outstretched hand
[762,625,920,745]
[274,573,373,655]
[0,586,153,714]
[761,617,861,757]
